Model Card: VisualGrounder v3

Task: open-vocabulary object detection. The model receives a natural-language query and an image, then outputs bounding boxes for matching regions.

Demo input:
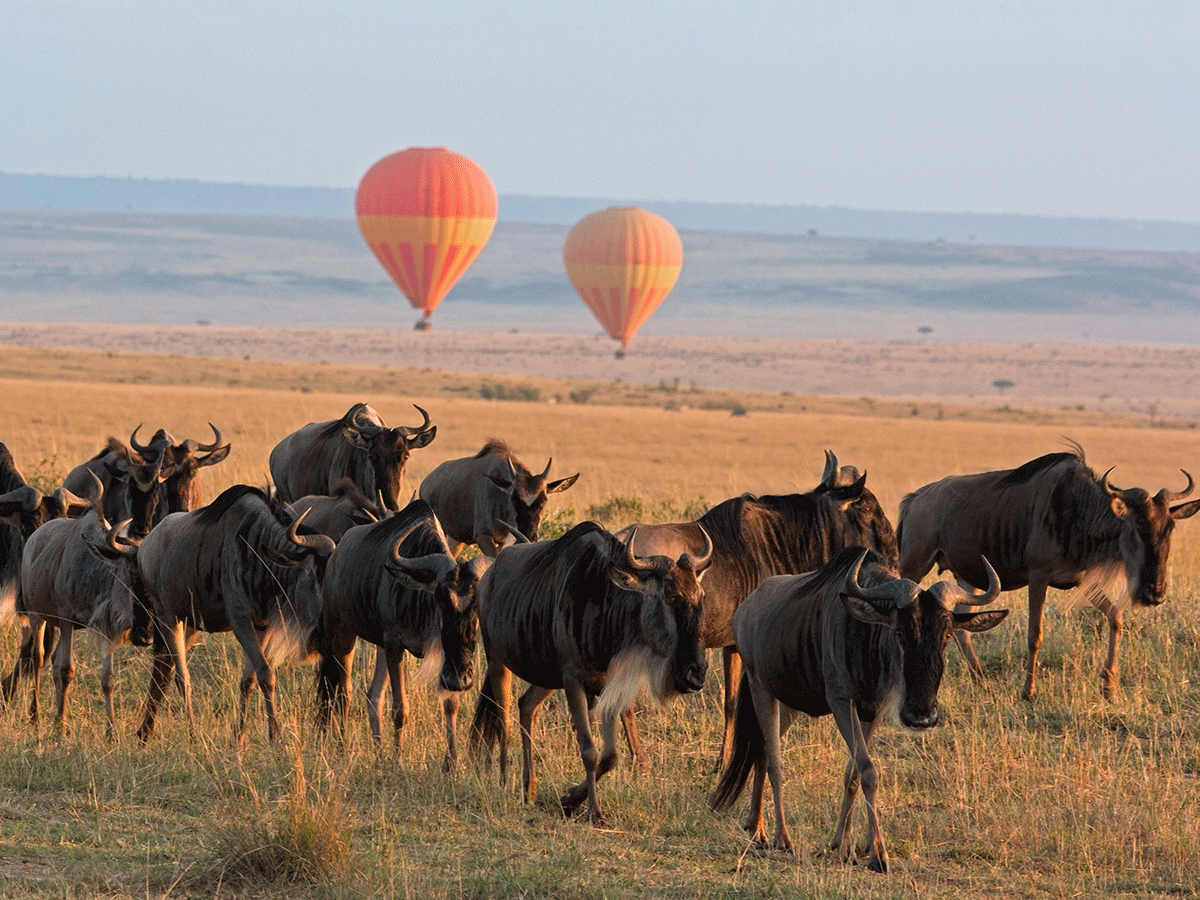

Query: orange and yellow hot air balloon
[355,147,497,329]
[563,207,683,357]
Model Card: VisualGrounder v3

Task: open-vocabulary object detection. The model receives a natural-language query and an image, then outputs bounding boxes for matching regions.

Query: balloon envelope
[356,147,497,322]
[563,207,683,350]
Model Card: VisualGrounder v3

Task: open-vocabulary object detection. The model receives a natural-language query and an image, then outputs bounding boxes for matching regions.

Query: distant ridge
[3,171,1199,253]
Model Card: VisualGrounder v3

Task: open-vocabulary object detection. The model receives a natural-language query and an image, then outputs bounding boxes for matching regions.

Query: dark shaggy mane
[476,438,512,459]
[330,477,374,508]
[88,436,128,461]
[998,443,1089,489]
[194,484,270,526]
[797,545,892,597]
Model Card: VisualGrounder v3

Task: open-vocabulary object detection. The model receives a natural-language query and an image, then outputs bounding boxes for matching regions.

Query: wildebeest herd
[1,403,1197,874]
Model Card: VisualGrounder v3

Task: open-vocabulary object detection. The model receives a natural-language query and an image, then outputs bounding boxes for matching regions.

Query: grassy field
[1,346,1199,898]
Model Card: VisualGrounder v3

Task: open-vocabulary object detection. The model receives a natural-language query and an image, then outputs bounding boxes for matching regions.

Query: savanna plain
[2,343,1200,899]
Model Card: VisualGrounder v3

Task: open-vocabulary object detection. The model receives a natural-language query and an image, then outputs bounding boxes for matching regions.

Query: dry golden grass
[1,344,1200,899]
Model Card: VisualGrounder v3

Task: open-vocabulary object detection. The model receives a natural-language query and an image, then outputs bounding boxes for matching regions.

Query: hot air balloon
[355,147,497,329]
[563,207,683,357]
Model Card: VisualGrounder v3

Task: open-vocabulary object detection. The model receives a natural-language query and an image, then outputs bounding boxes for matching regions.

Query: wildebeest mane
[87,437,129,462]
[997,443,1088,489]
[0,443,24,492]
[475,438,512,460]
[798,544,893,598]
[194,484,271,527]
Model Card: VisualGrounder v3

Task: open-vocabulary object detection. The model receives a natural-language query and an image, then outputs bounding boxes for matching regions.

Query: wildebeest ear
[954,608,1009,633]
[829,473,868,509]
[1170,499,1200,520]
[341,423,372,450]
[197,444,232,467]
[548,472,580,494]
[407,425,437,450]
[609,565,653,593]
[839,591,895,627]
[385,560,440,593]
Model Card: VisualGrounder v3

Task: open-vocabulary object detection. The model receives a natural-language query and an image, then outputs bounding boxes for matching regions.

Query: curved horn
[106,518,136,555]
[182,422,224,453]
[681,525,714,573]
[129,424,153,458]
[285,508,336,556]
[387,521,426,563]
[622,525,658,573]
[821,449,838,487]
[398,404,433,437]
[956,555,1002,606]
[842,549,911,607]
[0,485,43,513]
[540,457,553,479]
[1099,466,1136,502]
[86,469,104,508]
[1163,469,1195,503]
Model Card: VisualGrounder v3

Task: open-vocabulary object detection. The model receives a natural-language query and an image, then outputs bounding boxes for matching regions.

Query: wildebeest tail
[470,672,504,756]
[709,670,764,812]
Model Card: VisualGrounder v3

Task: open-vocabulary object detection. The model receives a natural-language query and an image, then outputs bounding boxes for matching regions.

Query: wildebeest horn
[84,469,104,509]
[955,556,1002,606]
[540,457,553,479]
[1099,466,1136,502]
[398,404,433,437]
[0,485,42,513]
[497,520,530,544]
[681,525,714,573]
[1162,469,1195,503]
[129,424,152,458]
[106,518,137,554]
[622,525,658,573]
[821,449,838,487]
[842,548,914,608]
[285,508,336,556]
[182,422,224,453]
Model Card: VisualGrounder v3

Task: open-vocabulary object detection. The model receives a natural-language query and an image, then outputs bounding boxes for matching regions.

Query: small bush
[480,382,541,402]
[568,386,597,404]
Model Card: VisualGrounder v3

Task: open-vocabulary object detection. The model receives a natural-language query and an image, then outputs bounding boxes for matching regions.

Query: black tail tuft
[709,670,764,812]
[470,670,505,757]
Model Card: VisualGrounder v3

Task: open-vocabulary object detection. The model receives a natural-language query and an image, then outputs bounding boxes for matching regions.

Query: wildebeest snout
[676,660,708,694]
[900,705,939,730]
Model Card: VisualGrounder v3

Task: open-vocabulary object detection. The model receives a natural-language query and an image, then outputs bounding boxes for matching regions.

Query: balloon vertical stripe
[356,148,497,325]
[564,207,683,351]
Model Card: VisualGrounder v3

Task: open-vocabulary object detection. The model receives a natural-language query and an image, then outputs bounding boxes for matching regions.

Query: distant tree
[993,379,1015,393]
[917,325,933,334]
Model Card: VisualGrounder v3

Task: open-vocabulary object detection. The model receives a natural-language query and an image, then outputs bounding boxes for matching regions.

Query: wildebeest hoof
[867,856,890,874]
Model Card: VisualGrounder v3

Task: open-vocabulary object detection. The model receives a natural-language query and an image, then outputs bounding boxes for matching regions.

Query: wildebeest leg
[1023,579,1050,701]
[562,704,621,821]
[442,693,460,772]
[1,620,49,705]
[137,623,178,743]
[559,680,611,826]
[717,646,742,772]
[1092,591,1123,700]
[470,660,513,782]
[99,637,121,743]
[617,704,646,774]
[315,631,356,738]
[384,647,407,750]
[952,579,986,681]
[229,616,278,742]
[518,683,553,805]
[26,619,50,724]
[831,702,888,873]
[747,675,792,852]
[50,625,76,731]
[364,648,389,748]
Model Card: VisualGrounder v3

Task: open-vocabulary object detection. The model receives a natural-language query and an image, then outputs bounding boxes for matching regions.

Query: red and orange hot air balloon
[355,147,497,329]
[563,207,683,357]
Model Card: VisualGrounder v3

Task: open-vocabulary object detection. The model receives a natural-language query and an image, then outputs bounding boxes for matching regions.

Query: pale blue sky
[5,1,1199,222]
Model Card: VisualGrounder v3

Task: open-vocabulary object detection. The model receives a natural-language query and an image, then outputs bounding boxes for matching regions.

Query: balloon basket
[614,348,626,360]
[414,318,431,331]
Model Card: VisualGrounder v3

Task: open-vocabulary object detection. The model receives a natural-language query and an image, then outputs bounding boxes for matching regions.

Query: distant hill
[3,172,1200,254]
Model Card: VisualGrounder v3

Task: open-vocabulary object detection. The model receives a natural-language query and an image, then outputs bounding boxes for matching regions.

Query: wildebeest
[317,499,491,768]
[7,483,145,741]
[470,521,713,826]
[289,478,385,541]
[617,450,897,768]
[710,546,1006,872]
[135,484,335,743]
[0,443,93,618]
[419,439,579,557]
[62,424,230,539]
[269,402,436,512]
[897,443,1200,699]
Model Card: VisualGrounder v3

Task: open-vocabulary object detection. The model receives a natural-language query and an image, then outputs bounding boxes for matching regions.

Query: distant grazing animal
[289,478,385,541]
[419,439,579,557]
[616,450,897,769]
[0,442,93,619]
[134,484,335,743]
[710,547,1006,872]
[269,402,436,512]
[6,480,145,741]
[897,443,1200,699]
[317,499,493,769]
[470,521,712,826]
